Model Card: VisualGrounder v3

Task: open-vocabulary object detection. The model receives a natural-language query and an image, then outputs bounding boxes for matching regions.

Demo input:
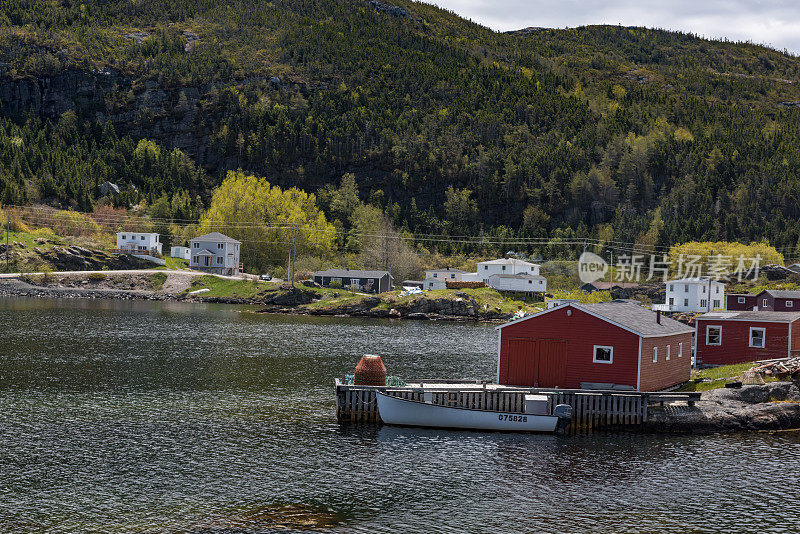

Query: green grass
[149,272,167,291]
[164,256,189,270]
[183,275,276,298]
[678,362,772,391]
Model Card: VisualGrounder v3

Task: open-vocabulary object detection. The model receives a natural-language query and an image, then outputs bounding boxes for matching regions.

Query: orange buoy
[354,354,387,386]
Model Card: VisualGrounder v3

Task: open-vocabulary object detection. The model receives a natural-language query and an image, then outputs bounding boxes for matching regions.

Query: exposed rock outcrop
[645,382,800,433]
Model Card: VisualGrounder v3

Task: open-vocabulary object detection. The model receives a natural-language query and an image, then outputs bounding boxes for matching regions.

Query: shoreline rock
[645,382,800,433]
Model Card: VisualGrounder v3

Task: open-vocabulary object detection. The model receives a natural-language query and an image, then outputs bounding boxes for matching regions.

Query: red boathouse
[694,311,800,365]
[496,302,694,391]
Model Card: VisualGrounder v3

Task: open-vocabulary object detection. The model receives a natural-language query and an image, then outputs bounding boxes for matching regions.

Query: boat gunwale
[377,390,559,418]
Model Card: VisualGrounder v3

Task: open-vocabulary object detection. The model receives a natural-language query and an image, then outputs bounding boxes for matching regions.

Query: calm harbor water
[1,297,799,533]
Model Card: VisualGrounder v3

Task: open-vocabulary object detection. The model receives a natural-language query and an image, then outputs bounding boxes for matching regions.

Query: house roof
[425,267,470,273]
[697,310,800,323]
[477,258,540,267]
[189,232,241,244]
[666,277,725,285]
[763,290,800,299]
[497,301,694,337]
[581,281,639,290]
[314,268,392,279]
[489,273,546,281]
[117,232,159,237]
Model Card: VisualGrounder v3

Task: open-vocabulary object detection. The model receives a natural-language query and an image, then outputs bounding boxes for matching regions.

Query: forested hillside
[1,0,800,258]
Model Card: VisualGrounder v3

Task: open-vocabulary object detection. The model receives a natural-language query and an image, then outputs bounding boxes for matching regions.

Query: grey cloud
[429,0,800,53]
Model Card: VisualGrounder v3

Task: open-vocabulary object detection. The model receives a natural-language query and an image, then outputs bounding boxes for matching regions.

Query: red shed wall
[774,298,800,312]
[638,333,693,391]
[726,295,757,311]
[695,319,790,365]
[498,306,640,389]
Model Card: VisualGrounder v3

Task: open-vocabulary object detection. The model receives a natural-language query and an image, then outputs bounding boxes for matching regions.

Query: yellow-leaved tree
[198,171,336,272]
[667,241,784,277]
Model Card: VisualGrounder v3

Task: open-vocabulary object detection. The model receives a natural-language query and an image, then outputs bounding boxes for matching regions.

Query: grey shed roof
[698,310,800,322]
[426,267,469,273]
[314,269,392,279]
[189,232,241,244]
[576,302,694,336]
[498,301,694,336]
[763,290,800,299]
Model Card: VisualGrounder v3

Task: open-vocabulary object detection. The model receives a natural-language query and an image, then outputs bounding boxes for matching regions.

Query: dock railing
[334,379,701,432]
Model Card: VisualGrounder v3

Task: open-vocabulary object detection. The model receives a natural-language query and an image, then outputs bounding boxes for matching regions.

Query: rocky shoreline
[0,278,513,322]
[646,382,800,433]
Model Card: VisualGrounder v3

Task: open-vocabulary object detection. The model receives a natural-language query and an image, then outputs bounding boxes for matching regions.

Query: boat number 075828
[498,414,528,422]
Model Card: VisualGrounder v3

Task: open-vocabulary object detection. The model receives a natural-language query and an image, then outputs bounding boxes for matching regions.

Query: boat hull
[376,392,560,433]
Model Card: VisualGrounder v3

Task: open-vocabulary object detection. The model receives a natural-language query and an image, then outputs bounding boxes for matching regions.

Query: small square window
[121,235,126,239]
[749,327,765,348]
[593,345,613,364]
[707,326,722,345]
[738,297,746,303]
[140,236,145,240]
[787,301,794,308]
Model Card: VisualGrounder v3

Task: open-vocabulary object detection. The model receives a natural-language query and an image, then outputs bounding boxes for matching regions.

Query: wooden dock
[335,379,701,432]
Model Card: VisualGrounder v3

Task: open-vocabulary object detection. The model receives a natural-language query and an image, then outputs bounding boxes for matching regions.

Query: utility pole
[609,250,614,288]
[290,225,297,288]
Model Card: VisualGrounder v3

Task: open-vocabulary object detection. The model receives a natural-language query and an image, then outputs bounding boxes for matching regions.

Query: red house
[496,302,694,391]
[694,311,800,365]
[726,290,800,312]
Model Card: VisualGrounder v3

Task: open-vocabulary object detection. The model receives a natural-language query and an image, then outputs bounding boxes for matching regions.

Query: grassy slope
[678,362,778,391]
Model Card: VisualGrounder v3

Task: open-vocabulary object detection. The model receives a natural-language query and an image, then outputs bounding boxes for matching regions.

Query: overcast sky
[428,0,800,55]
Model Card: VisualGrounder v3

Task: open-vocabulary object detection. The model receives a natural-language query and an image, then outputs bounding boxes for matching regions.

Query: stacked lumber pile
[748,358,800,382]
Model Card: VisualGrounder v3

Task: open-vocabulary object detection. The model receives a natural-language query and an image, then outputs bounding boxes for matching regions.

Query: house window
[217,257,223,264]
[706,326,722,345]
[700,299,707,308]
[217,243,224,249]
[593,345,613,364]
[653,347,658,363]
[484,265,488,270]
[788,301,794,308]
[539,280,543,285]
[738,297,746,304]
[351,278,360,287]
[433,273,437,278]
[749,327,765,348]
[450,274,456,279]
[502,265,506,271]
[121,235,126,239]
[684,299,688,307]
[669,297,674,305]
[670,284,674,291]
[713,300,720,308]
[193,243,199,248]
[140,236,145,240]
[528,280,532,284]
[763,299,768,307]
[685,285,689,292]
[666,345,671,361]
[716,286,720,294]
[679,342,683,357]
[702,285,706,293]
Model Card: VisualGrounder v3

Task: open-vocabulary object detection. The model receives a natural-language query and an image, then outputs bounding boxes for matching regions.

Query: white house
[170,246,191,260]
[477,258,540,284]
[115,232,162,256]
[424,267,472,281]
[189,232,242,276]
[487,273,547,294]
[423,277,447,290]
[653,278,725,312]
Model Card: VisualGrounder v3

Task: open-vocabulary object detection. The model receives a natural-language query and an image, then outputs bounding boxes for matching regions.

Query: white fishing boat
[376,391,572,433]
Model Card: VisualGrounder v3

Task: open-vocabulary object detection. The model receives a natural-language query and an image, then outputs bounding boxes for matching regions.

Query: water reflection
[1,297,799,533]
